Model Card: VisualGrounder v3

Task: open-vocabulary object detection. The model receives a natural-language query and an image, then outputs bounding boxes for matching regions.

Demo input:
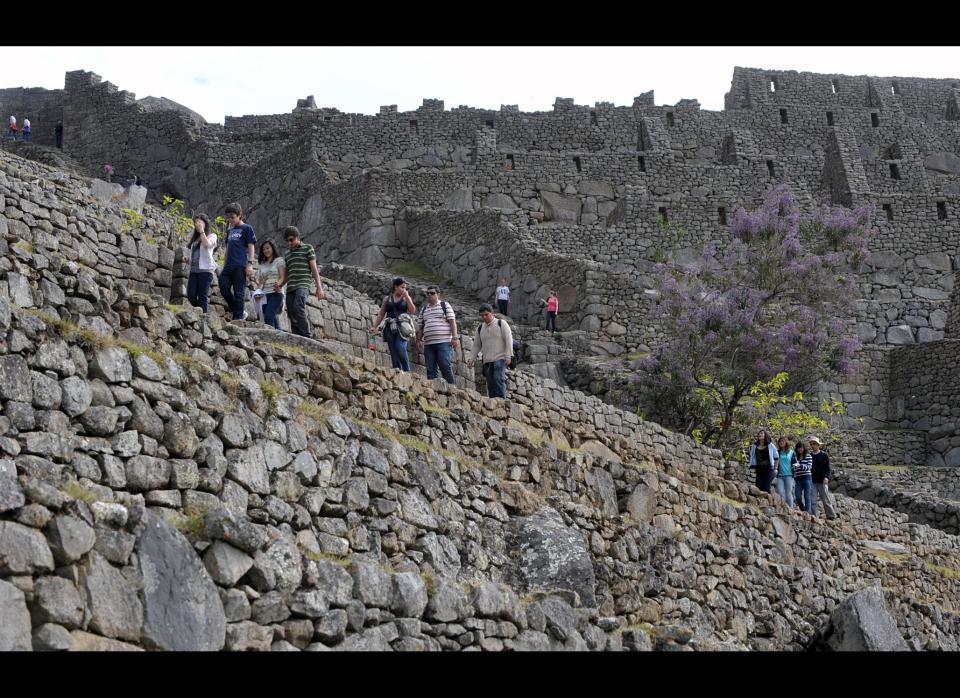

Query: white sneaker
[241,311,249,321]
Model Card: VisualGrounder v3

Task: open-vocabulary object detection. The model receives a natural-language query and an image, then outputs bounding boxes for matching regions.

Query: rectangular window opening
[573,156,582,173]
[871,113,880,127]
[638,156,646,172]
[891,81,900,96]
[590,111,598,126]
[409,119,418,133]
[666,112,675,127]
[769,77,777,93]
[505,154,514,170]
[779,108,788,124]
[485,119,494,128]
[831,79,839,94]
[937,202,947,220]
[826,111,834,126]
[718,207,727,225]
[766,160,775,177]
[889,163,900,180]
[658,207,668,223]
[883,203,893,221]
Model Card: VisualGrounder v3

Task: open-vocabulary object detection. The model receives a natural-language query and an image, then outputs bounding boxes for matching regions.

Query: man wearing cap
[468,303,513,399]
[808,436,837,520]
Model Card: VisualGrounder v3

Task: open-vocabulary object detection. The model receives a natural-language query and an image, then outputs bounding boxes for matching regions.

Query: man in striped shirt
[416,285,459,384]
[282,226,325,338]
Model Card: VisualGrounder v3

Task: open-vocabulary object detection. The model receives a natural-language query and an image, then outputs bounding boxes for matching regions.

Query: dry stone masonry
[2,67,960,651]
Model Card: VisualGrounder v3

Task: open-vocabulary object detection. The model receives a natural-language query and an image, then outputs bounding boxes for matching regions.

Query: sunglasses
[427,291,437,295]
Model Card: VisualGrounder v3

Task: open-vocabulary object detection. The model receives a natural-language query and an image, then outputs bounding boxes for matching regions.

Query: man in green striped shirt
[282,226,325,338]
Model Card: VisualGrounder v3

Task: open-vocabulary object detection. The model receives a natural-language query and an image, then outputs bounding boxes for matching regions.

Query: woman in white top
[256,240,286,330]
[495,278,510,316]
[182,214,217,314]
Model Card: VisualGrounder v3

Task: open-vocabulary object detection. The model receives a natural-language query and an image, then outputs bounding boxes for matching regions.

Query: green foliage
[724,372,852,461]
[651,215,687,263]
[62,481,98,504]
[172,511,206,538]
[120,208,145,233]
[387,259,444,283]
[162,195,196,242]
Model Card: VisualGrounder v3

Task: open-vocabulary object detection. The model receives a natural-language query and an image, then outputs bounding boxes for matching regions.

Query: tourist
[218,202,257,321]
[793,441,813,513]
[468,303,514,399]
[21,117,31,143]
[282,226,324,338]
[256,240,286,330]
[808,436,837,520]
[54,121,63,148]
[8,115,17,141]
[372,277,416,372]
[496,279,510,316]
[416,285,458,384]
[774,436,796,507]
[545,290,559,334]
[182,214,216,315]
[749,428,777,493]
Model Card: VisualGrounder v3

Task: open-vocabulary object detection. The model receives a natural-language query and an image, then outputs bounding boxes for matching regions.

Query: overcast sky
[2,46,958,125]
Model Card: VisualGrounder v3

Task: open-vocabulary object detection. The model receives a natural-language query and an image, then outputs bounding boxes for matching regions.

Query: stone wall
[0,87,64,148]
[889,339,960,466]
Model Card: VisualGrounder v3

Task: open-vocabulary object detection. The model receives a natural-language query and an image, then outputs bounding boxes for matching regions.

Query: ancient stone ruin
[0,67,958,651]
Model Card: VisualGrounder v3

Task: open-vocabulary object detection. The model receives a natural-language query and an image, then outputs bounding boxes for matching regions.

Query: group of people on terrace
[182,203,532,400]
[749,429,837,519]
[7,115,64,147]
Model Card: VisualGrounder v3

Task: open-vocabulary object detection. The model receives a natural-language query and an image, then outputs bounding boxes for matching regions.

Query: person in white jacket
[748,428,778,493]
[182,214,217,314]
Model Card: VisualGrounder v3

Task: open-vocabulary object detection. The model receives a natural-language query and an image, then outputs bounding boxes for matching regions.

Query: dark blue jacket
[811,450,831,484]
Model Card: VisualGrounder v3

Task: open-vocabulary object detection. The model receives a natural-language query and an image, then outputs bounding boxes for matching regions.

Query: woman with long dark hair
[371,277,416,372]
[793,440,813,513]
[748,428,778,493]
[256,240,286,330]
[774,436,796,507]
[182,214,217,314]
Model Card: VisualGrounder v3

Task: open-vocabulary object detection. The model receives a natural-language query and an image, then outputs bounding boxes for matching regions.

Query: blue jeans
[286,287,312,337]
[384,327,411,372]
[775,475,795,507]
[187,271,213,314]
[482,359,507,398]
[424,342,455,384]
[546,311,557,332]
[22,130,30,143]
[218,266,247,319]
[795,477,812,513]
[263,292,283,330]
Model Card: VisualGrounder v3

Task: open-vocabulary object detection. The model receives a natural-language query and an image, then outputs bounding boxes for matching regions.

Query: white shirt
[22,119,30,128]
[496,286,510,300]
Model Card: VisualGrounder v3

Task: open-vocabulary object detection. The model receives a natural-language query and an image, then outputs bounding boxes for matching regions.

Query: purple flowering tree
[633,185,871,451]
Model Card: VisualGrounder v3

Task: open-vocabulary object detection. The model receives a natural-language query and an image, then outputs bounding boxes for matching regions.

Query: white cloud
[1,46,958,125]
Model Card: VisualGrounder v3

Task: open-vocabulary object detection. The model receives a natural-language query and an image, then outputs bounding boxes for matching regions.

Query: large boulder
[505,507,597,607]
[79,552,143,642]
[0,580,32,650]
[811,587,908,651]
[136,511,226,651]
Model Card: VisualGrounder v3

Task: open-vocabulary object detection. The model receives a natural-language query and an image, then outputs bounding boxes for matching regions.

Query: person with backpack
[774,436,796,507]
[372,277,416,372]
[181,214,217,315]
[21,117,31,143]
[416,285,458,384]
[748,428,778,493]
[468,303,514,399]
[808,436,837,520]
[793,440,814,513]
